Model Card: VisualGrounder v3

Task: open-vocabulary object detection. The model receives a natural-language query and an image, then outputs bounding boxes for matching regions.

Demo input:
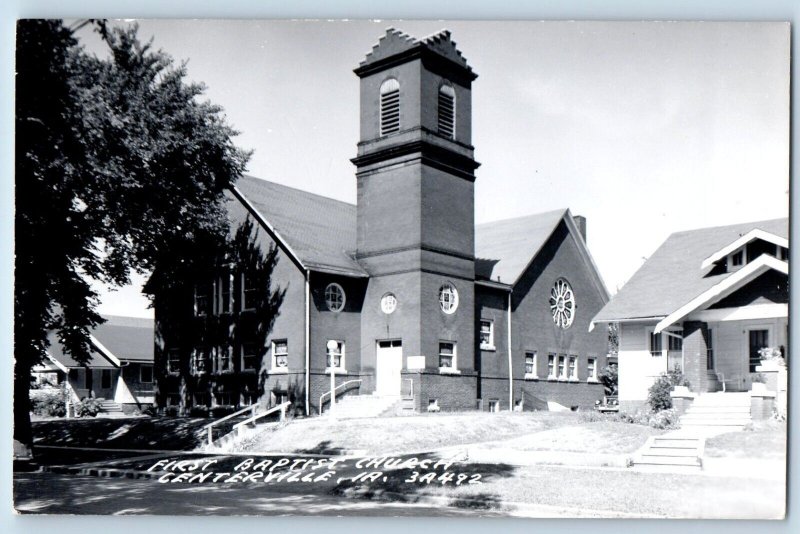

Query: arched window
[380,78,400,136]
[438,84,456,139]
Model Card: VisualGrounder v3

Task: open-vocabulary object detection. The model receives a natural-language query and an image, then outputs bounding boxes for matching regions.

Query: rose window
[549,278,575,329]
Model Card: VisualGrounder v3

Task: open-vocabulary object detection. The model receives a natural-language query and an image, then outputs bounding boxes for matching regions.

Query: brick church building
[155,29,611,416]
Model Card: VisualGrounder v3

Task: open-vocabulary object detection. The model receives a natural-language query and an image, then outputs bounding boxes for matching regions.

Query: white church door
[376,340,402,396]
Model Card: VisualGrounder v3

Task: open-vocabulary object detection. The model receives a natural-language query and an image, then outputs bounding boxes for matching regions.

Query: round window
[549,278,575,329]
[438,283,459,314]
[381,293,397,314]
[324,283,346,312]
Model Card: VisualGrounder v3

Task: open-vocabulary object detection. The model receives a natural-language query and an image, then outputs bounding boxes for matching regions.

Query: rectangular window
[215,392,234,406]
[749,329,769,372]
[101,369,112,389]
[272,340,288,370]
[216,346,233,373]
[326,340,345,370]
[218,273,233,314]
[192,346,210,375]
[649,331,663,357]
[193,392,210,407]
[140,365,153,384]
[587,357,597,381]
[167,348,181,374]
[479,320,495,349]
[568,355,578,380]
[524,351,537,377]
[668,332,683,351]
[194,284,211,316]
[241,273,258,311]
[241,342,259,371]
[780,247,789,261]
[705,328,714,370]
[439,342,456,369]
[547,353,556,378]
[557,354,567,379]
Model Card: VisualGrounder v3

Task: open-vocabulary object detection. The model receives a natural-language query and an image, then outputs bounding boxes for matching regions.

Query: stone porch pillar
[682,321,710,392]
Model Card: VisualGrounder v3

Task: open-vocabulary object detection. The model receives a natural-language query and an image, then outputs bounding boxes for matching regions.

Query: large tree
[14,20,250,457]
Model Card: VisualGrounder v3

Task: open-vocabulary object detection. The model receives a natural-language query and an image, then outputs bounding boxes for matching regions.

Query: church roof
[230,175,366,277]
[45,315,154,369]
[592,218,789,324]
[475,209,568,285]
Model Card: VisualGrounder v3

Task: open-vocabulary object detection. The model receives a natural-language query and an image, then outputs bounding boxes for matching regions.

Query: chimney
[573,215,587,242]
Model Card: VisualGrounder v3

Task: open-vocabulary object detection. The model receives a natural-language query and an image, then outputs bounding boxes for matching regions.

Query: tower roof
[355,27,476,80]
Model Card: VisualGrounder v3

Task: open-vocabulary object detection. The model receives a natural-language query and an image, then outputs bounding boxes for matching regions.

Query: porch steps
[98,400,122,413]
[323,394,402,419]
[678,392,752,432]
[631,434,704,472]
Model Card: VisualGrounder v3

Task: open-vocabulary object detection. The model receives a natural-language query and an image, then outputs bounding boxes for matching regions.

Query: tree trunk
[14,358,34,460]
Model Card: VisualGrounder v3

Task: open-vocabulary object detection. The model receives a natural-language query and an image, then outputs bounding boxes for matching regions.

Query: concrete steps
[323,394,402,419]
[678,392,752,432]
[632,435,704,471]
[98,400,122,413]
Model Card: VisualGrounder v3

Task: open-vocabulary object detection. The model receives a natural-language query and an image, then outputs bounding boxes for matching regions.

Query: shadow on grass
[294,440,348,455]
[32,417,213,451]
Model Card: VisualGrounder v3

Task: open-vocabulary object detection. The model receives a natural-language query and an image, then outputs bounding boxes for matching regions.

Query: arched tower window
[438,84,456,139]
[380,78,400,136]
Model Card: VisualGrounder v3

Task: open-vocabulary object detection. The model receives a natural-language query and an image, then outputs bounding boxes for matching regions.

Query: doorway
[376,340,402,396]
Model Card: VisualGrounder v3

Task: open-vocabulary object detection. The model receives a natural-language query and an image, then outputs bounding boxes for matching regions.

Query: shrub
[31,388,67,417]
[164,405,180,417]
[189,406,210,418]
[647,368,690,412]
[74,397,102,418]
[210,405,237,418]
[647,408,678,429]
[599,364,618,396]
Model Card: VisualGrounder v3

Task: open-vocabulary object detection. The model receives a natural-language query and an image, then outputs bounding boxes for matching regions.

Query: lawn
[704,420,787,459]
[232,411,661,456]
[422,464,785,518]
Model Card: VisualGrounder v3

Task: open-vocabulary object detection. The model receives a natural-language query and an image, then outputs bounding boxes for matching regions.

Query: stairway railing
[319,379,362,415]
[233,401,291,433]
[202,403,258,446]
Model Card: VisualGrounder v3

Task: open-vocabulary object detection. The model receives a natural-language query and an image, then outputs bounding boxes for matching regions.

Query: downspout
[304,270,310,416]
[507,291,513,411]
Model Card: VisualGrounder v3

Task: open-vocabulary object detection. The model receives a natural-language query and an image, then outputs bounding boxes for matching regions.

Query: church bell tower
[353,29,480,400]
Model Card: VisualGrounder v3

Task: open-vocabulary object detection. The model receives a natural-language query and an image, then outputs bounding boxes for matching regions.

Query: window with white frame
[324,283,346,312]
[215,391,235,406]
[218,272,233,314]
[194,283,212,316]
[479,319,495,349]
[547,353,556,379]
[241,273,258,311]
[326,340,345,370]
[241,342,259,372]
[380,78,400,135]
[438,282,459,314]
[166,348,181,374]
[705,328,714,370]
[191,346,210,375]
[140,365,153,384]
[587,357,598,382]
[271,340,288,370]
[568,355,578,380]
[216,346,233,373]
[439,341,456,369]
[525,351,537,378]
[649,330,663,357]
[438,84,456,139]
[557,354,568,379]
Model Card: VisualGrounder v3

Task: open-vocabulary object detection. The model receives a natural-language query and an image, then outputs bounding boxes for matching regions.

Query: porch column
[682,321,709,392]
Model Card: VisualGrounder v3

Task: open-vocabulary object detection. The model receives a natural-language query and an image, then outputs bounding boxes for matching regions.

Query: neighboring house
[592,218,788,411]
[34,315,155,413]
[155,28,611,416]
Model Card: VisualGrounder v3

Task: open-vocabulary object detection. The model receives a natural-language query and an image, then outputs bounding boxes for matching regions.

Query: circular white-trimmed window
[324,283,346,312]
[438,283,459,314]
[381,293,397,314]
[549,278,575,329]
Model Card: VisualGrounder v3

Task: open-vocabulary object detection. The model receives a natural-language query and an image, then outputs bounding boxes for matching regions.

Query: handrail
[203,403,258,446]
[319,379,362,415]
[233,401,291,431]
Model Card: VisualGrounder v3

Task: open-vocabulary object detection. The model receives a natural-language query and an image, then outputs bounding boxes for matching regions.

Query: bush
[647,368,690,412]
[210,405,237,418]
[599,364,618,396]
[31,388,67,417]
[164,405,180,417]
[74,397,102,418]
[612,407,680,429]
[189,406,210,418]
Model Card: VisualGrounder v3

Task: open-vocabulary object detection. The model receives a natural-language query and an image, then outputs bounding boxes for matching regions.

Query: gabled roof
[700,228,789,269]
[476,209,610,300]
[44,315,154,369]
[229,175,367,277]
[592,218,789,324]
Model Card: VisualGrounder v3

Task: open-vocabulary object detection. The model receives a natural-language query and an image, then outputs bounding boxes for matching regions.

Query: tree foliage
[14,20,250,453]
[647,368,690,412]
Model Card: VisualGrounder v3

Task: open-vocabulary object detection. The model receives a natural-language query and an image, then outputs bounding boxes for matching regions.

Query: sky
[77,20,790,319]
